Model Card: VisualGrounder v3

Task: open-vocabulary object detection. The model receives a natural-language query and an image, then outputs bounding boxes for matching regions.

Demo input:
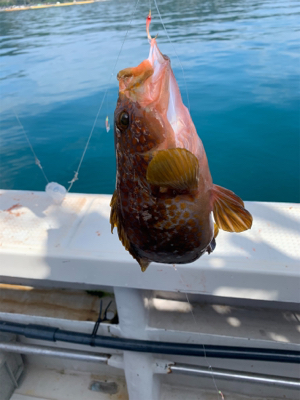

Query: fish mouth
[117,39,171,108]
[117,61,154,92]
[117,39,185,140]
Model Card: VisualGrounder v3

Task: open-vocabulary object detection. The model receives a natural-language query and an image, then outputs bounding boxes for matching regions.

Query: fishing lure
[105,116,110,133]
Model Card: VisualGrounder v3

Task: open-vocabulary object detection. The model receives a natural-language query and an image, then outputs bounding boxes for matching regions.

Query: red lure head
[146,10,152,40]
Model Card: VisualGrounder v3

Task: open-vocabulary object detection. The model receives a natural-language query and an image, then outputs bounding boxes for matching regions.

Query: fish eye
[119,111,129,129]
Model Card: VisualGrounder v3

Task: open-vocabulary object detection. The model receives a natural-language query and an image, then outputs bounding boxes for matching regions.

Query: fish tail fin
[212,184,253,232]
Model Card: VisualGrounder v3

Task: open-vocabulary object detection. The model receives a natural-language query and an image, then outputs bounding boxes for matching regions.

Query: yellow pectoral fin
[146,148,199,192]
[212,185,253,232]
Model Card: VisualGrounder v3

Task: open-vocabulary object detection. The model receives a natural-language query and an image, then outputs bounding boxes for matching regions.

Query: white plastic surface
[45,182,67,204]
[0,190,299,303]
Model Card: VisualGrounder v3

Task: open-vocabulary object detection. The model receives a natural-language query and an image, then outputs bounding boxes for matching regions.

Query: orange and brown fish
[110,32,252,272]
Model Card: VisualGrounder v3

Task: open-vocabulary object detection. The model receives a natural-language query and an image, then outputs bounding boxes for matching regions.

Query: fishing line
[180,281,224,399]
[172,263,225,400]
[153,2,222,396]
[12,0,141,198]
[152,0,191,112]
[13,110,49,184]
[68,0,141,192]
[106,0,143,128]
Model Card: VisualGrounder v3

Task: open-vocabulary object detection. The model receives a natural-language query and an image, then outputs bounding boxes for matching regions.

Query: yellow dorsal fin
[146,148,199,191]
[212,185,253,232]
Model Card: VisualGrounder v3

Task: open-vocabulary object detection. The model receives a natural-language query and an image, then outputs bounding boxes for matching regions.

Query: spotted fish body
[111,39,252,271]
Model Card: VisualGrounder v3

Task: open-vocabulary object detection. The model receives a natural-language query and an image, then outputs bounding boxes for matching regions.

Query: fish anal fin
[212,185,253,233]
[146,148,199,192]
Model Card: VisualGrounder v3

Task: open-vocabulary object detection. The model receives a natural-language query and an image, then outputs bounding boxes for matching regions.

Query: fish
[110,36,253,272]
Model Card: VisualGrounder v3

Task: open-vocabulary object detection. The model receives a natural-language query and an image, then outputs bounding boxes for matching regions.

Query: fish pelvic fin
[212,184,253,233]
[146,148,199,192]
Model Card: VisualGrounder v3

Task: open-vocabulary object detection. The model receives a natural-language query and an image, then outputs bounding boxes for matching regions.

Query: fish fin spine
[212,185,253,232]
[110,191,151,271]
[110,191,130,249]
[146,148,199,192]
[110,190,119,233]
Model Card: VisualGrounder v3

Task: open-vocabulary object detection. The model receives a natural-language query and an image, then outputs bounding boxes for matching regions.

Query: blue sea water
[0,0,299,202]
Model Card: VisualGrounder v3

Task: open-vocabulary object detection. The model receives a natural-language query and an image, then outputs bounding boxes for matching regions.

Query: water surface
[0,0,299,202]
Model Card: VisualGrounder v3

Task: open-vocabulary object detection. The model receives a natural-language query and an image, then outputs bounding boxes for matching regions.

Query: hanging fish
[110,17,252,272]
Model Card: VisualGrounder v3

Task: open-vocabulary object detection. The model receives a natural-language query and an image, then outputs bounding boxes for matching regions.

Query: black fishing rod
[0,320,299,364]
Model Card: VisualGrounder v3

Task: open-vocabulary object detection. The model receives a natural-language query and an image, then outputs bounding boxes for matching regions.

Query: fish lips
[117,39,171,111]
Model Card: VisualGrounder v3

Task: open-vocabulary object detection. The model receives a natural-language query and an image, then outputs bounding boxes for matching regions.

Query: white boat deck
[0,190,299,400]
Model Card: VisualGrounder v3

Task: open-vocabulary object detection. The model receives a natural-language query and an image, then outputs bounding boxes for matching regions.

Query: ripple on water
[0,0,299,201]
